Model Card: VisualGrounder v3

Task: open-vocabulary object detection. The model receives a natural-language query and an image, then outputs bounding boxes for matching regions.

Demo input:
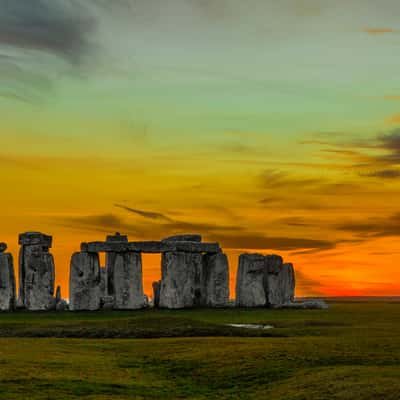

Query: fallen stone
[0,253,15,311]
[111,252,145,309]
[69,252,101,311]
[159,251,202,309]
[19,242,56,311]
[202,252,230,307]
[162,234,202,242]
[235,254,266,307]
[152,280,161,308]
[0,243,7,253]
[280,299,329,309]
[81,241,220,254]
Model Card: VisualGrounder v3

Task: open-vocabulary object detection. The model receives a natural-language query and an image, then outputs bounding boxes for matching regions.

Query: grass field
[0,302,399,399]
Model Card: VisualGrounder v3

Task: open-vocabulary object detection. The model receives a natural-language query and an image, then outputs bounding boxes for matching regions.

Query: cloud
[260,169,320,189]
[114,204,173,222]
[0,0,95,63]
[336,212,400,238]
[385,114,400,125]
[360,169,400,179]
[363,28,397,35]
[55,213,142,236]
[384,96,400,101]
[207,232,336,252]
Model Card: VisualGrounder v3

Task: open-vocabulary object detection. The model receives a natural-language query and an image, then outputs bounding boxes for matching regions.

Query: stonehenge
[18,232,56,311]
[235,253,295,308]
[0,231,302,312]
[0,244,15,311]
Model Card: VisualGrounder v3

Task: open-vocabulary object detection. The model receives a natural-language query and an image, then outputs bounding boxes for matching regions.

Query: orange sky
[1,1,400,298]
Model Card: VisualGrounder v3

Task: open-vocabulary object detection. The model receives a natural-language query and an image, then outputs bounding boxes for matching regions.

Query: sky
[1,0,400,298]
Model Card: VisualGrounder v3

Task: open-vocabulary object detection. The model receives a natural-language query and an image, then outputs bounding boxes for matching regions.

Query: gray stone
[266,258,295,307]
[202,252,229,307]
[18,232,52,248]
[159,252,202,309]
[265,255,283,307]
[101,296,114,310]
[81,241,220,254]
[235,254,266,307]
[0,243,7,253]
[111,252,145,309]
[104,234,129,297]
[55,286,68,311]
[162,234,202,242]
[106,232,128,243]
[0,253,15,311]
[100,267,107,297]
[19,237,56,311]
[152,280,161,308]
[69,252,101,311]
[281,299,329,309]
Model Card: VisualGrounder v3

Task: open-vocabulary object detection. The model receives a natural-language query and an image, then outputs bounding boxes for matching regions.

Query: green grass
[0,302,399,399]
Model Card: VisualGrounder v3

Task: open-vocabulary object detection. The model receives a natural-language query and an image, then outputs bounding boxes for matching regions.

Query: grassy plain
[0,302,399,399]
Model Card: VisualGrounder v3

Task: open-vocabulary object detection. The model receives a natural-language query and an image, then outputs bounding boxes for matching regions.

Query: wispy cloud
[363,28,397,35]
[114,204,173,222]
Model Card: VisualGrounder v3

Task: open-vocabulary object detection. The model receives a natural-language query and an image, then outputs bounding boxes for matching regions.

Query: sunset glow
[2,1,400,298]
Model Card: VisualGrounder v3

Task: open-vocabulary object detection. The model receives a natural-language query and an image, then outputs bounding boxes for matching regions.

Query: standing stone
[159,252,202,309]
[105,233,128,297]
[0,243,7,253]
[18,232,55,311]
[235,254,266,307]
[112,252,145,309]
[265,255,284,306]
[281,263,295,304]
[69,252,101,311]
[152,280,161,308]
[0,252,15,311]
[202,252,229,307]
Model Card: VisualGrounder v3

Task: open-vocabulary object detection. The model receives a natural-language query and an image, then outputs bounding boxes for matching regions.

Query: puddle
[226,324,274,330]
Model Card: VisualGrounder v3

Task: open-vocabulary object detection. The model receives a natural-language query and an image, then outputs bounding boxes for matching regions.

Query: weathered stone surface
[101,296,114,310]
[152,280,161,308]
[111,252,145,309]
[18,232,52,248]
[82,241,220,254]
[69,252,101,311]
[0,253,15,311]
[106,232,128,243]
[281,299,328,309]
[159,252,202,309]
[266,258,295,307]
[265,255,283,306]
[0,243,7,253]
[235,254,266,307]
[100,267,107,297]
[162,234,202,243]
[281,263,295,303]
[55,286,68,311]
[19,242,55,311]
[202,252,229,307]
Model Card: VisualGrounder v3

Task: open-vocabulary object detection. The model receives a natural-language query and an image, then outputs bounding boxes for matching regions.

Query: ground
[0,302,399,399]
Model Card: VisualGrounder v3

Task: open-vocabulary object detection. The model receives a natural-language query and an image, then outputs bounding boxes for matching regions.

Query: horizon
[2,0,400,298]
